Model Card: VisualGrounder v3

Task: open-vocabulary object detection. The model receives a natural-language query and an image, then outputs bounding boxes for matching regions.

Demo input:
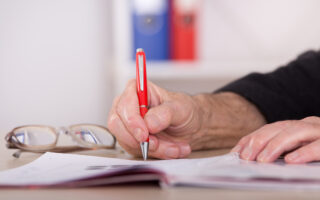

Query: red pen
[136,48,149,160]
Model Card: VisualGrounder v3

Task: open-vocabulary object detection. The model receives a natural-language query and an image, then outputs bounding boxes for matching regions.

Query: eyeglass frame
[5,123,117,158]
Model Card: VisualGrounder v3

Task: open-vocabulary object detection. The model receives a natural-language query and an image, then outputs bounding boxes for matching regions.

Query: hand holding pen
[107,77,193,159]
[108,50,262,159]
[107,50,260,159]
[107,61,194,159]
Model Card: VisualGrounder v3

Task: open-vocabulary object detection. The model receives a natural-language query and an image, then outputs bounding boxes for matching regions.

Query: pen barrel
[139,106,148,118]
[139,105,149,143]
[137,88,148,104]
[137,88,148,117]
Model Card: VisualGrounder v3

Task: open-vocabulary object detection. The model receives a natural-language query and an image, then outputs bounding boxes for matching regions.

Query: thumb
[144,100,193,134]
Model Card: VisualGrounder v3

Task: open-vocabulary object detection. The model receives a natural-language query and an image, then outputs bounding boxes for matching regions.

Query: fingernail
[165,147,179,159]
[257,149,269,162]
[146,114,160,130]
[241,147,252,160]
[231,145,241,153]
[286,152,300,162]
[133,128,144,141]
[180,145,191,157]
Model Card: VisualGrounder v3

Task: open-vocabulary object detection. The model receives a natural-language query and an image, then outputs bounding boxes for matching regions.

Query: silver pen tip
[140,142,149,161]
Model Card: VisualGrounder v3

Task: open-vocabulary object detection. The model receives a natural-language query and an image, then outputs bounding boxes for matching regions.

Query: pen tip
[140,142,149,161]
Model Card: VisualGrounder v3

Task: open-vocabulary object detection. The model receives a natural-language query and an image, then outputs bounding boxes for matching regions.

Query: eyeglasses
[5,124,117,158]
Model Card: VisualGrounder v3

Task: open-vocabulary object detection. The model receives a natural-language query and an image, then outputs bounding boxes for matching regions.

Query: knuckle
[303,116,318,121]
[286,120,316,136]
[297,121,313,130]
[302,116,320,123]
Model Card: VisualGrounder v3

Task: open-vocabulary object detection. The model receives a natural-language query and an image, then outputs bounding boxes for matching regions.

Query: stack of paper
[1,152,320,190]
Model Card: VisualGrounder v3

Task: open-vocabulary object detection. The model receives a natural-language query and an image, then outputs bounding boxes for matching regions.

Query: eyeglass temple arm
[11,145,116,158]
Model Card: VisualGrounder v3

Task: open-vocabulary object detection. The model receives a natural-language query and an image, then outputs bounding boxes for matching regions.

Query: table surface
[1,135,320,200]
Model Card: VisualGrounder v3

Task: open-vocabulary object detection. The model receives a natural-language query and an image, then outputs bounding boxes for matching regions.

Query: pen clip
[138,53,144,92]
[136,48,146,92]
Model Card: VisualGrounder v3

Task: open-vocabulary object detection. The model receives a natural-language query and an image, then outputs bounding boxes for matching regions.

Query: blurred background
[0,0,320,132]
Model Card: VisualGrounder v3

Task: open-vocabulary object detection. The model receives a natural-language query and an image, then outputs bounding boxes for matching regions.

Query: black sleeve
[216,50,320,123]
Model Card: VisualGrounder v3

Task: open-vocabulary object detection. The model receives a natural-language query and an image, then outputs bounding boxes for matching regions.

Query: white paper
[2,152,320,189]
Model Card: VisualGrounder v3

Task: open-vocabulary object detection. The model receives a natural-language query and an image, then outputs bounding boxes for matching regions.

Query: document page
[1,152,320,189]
[0,152,150,186]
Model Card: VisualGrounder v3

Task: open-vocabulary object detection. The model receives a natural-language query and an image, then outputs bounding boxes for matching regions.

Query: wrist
[191,92,266,150]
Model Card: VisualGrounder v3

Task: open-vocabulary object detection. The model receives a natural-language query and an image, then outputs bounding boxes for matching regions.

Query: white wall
[199,0,320,62]
[1,0,320,133]
[0,0,113,131]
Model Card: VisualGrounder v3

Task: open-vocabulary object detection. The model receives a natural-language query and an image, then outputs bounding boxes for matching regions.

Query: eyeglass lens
[13,127,56,146]
[70,125,114,146]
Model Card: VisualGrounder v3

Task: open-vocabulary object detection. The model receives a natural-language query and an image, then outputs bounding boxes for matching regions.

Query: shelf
[115,60,281,80]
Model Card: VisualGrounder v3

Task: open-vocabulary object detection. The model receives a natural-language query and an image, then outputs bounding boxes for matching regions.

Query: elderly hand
[107,80,202,159]
[232,116,320,164]
[108,80,266,159]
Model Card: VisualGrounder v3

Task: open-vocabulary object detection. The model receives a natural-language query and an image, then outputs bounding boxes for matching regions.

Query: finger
[147,81,164,107]
[107,95,121,132]
[107,93,187,159]
[108,102,141,155]
[285,140,320,164]
[118,134,191,160]
[231,126,271,154]
[145,96,194,134]
[231,135,250,153]
[108,113,140,150]
[145,101,177,134]
[238,122,286,160]
[231,122,283,156]
[116,79,148,142]
[148,135,191,159]
[256,121,320,163]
